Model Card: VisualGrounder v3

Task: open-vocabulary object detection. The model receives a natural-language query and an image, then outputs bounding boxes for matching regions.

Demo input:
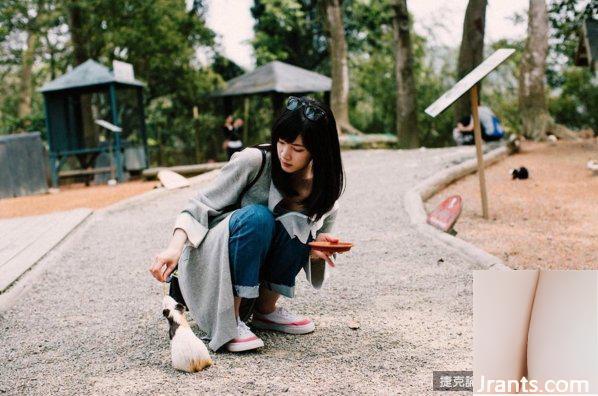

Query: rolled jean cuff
[262,280,295,298]
[233,284,260,299]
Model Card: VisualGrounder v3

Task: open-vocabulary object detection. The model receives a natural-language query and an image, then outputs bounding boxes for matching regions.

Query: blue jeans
[228,204,312,299]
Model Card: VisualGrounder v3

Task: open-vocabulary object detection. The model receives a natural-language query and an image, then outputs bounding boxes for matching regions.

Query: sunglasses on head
[285,96,326,122]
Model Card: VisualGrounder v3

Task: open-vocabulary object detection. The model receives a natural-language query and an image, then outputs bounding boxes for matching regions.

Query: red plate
[308,241,353,253]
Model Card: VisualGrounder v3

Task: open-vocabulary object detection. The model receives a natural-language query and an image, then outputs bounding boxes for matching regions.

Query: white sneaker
[252,307,315,335]
[225,320,264,352]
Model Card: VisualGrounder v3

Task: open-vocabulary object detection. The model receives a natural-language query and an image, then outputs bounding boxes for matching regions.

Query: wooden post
[470,85,489,219]
[193,106,201,164]
[243,97,250,145]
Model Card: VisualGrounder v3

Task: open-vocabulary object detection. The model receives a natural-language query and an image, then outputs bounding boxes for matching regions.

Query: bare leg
[255,285,280,314]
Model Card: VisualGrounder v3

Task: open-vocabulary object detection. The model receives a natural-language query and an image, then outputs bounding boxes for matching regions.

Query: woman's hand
[310,233,339,268]
[149,247,181,282]
[149,229,188,282]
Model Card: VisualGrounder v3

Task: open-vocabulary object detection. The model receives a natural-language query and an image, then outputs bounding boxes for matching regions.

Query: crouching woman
[149,97,345,352]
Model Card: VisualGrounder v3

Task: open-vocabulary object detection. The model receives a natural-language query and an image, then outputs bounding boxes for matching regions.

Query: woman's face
[277,135,311,174]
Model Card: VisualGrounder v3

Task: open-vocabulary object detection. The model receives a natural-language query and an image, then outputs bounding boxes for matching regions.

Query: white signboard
[113,60,135,82]
[424,48,515,117]
[95,119,122,132]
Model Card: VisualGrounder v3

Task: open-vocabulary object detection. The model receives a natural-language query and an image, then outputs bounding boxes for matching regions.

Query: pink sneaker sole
[251,317,315,335]
[225,336,264,352]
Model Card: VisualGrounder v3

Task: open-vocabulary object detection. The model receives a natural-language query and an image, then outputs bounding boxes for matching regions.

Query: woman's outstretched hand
[149,247,181,282]
[149,229,188,282]
[310,233,339,268]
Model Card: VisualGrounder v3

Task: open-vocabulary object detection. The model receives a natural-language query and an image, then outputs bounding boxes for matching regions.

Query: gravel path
[0,147,486,395]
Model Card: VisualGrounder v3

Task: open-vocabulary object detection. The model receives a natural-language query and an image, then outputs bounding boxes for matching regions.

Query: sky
[203,0,530,71]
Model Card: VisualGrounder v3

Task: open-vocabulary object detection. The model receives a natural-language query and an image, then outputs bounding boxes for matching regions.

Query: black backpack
[169,144,271,321]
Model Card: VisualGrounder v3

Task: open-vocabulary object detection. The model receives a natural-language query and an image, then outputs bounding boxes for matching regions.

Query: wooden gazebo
[40,59,148,187]
[212,61,332,140]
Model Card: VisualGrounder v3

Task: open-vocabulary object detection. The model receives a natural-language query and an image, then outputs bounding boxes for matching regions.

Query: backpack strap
[221,144,270,214]
[240,144,269,198]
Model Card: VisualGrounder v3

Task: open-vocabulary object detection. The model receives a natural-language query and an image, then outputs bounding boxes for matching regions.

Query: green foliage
[347,0,457,146]
[251,0,328,70]
[549,67,598,132]
[413,46,456,147]
[2,0,595,163]
[548,0,597,60]
[212,54,246,81]
[482,38,525,135]
[0,0,234,167]
[546,1,597,133]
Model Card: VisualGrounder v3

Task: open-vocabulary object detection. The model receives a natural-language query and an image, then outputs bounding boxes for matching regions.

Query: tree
[455,0,487,122]
[518,0,550,140]
[251,0,328,70]
[0,0,226,165]
[319,0,359,134]
[0,0,64,132]
[211,53,245,81]
[343,0,455,146]
[547,0,597,86]
[64,0,96,146]
[391,0,419,148]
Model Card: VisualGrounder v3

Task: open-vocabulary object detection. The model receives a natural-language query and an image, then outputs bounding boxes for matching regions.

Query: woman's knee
[230,204,275,240]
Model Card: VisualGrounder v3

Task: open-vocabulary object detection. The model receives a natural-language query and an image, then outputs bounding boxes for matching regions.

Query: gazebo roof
[213,61,331,97]
[40,59,145,93]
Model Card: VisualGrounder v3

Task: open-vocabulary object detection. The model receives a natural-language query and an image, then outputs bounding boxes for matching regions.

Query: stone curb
[403,145,512,271]
[98,167,223,215]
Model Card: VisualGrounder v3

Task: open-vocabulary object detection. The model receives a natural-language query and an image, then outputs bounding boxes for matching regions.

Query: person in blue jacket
[453,106,505,145]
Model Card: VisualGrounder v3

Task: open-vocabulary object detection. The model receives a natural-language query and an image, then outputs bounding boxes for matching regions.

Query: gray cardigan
[173,147,338,351]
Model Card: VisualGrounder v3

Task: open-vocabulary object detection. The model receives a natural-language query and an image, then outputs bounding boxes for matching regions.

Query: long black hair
[270,96,345,221]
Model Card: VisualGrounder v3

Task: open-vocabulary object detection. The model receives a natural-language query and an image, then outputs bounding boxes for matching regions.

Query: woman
[150,96,345,353]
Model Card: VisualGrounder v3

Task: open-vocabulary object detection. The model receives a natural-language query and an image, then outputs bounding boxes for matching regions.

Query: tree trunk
[67,0,88,65]
[44,32,57,80]
[18,30,38,127]
[455,0,487,123]
[67,0,96,147]
[518,0,551,140]
[391,0,420,148]
[319,0,351,133]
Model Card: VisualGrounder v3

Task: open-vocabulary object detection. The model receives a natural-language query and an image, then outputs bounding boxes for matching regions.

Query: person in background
[453,106,505,146]
[233,118,245,145]
[222,115,244,160]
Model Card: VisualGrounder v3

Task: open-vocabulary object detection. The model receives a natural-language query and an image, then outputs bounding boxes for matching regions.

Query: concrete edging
[0,167,224,310]
[99,167,223,214]
[403,145,512,271]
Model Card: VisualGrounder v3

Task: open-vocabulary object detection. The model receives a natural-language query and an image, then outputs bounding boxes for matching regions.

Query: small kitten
[162,295,212,372]
[510,166,529,180]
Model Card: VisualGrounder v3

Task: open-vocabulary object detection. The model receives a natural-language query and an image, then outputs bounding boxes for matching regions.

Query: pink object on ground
[427,195,462,232]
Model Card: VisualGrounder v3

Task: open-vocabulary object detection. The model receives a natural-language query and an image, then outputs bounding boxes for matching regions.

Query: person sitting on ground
[453,106,505,146]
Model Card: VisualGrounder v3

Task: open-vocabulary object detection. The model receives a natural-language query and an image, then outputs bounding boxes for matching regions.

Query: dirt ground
[426,139,598,270]
[0,180,159,219]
